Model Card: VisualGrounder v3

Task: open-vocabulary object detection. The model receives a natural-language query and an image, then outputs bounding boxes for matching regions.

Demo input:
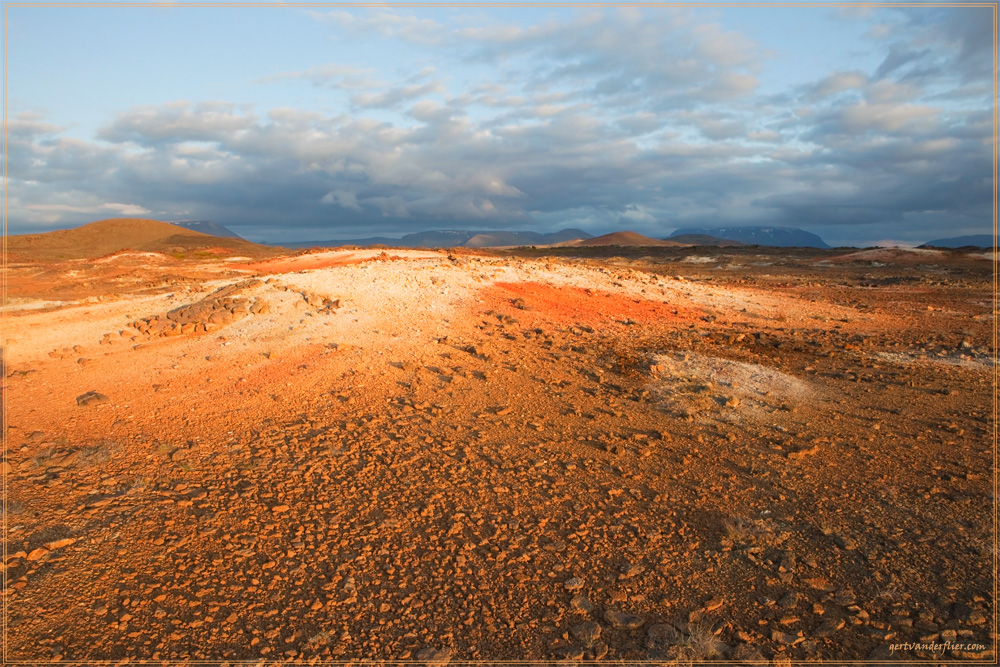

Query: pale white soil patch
[832,248,945,262]
[649,351,811,422]
[92,251,173,265]
[875,351,995,368]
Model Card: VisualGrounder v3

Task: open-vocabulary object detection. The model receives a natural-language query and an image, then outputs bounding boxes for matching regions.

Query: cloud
[321,189,361,211]
[805,71,868,100]
[97,101,254,145]
[7,7,993,245]
[353,80,445,110]
[836,100,939,134]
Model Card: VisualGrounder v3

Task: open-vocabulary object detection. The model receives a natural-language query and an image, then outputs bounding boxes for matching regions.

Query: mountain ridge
[920,234,993,249]
[169,220,244,239]
[669,226,830,248]
[274,228,595,249]
[552,231,689,247]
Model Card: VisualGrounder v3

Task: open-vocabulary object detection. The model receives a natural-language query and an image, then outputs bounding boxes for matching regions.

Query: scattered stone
[645,623,680,649]
[704,596,725,612]
[569,594,594,614]
[76,391,109,407]
[553,645,585,660]
[771,629,804,645]
[27,547,49,562]
[953,603,987,625]
[570,620,601,646]
[812,617,845,638]
[43,538,76,550]
[604,609,645,630]
[586,641,609,660]
[787,445,819,459]
[618,562,645,579]
[779,592,800,609]
[731,643,766,664]
[563,577,584,591]
[803,576,834,592]
[834,534,857,550]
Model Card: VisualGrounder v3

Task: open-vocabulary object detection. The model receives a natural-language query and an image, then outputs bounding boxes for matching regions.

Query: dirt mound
[555,231,689,247]
[8,218,280,263]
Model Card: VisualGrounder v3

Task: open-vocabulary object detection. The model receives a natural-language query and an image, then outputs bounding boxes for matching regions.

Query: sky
[5,3,996,246]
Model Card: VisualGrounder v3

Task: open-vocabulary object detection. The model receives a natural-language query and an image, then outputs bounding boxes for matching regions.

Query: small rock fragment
[604,609,645,630]
[570,594,594,614]
[27,547,49,561]
[570,620,601,646]
[76,391,109,407]
[43,538,76,550]
[812,617,845,638]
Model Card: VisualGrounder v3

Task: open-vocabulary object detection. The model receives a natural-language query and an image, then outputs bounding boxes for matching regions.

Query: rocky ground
[3,244,995,663]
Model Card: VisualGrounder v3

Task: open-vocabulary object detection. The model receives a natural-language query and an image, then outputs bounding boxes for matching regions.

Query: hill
[920,234,993,249]
[669,226,830,248]
[8,218,279,263]
[555,231,689,247]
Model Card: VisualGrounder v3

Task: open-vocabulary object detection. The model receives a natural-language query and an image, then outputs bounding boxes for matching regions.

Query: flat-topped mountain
[669,226,830,248]
[920,234,993,249]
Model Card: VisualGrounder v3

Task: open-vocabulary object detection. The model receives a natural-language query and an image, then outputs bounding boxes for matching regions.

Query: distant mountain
[555,231,689,247]
[667,234,746,247]
[920,234,994,249]
[466,229,592,247]
[277,228,594,249]
[669,226,830,248]
[169,220,243,239]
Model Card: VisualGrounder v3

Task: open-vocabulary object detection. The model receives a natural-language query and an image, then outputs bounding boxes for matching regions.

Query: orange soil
[482,281,705,328]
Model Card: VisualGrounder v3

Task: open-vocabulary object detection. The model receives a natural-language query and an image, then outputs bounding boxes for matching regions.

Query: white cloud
[101,202,152,216]
[321,189,361,211]
[838,100,938,133]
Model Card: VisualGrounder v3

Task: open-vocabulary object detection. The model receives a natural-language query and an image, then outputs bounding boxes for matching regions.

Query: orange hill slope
[554,231,691,247]
[8,218,281,262]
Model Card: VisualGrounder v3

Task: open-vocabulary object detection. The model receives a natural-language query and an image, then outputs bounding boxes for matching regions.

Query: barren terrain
[3,236,995,663]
